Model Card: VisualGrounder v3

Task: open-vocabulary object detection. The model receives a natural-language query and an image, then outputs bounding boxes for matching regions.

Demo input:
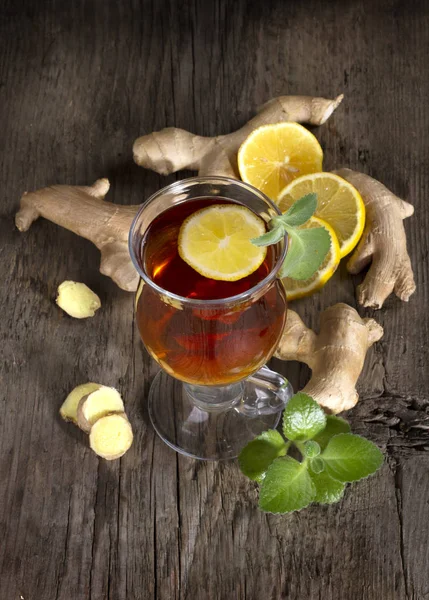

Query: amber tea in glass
[136,198,286,386]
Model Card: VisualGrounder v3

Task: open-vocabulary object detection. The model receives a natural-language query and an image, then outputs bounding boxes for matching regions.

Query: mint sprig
[238,430,288,482]
[321,433,384,482]
[310,469,346,504]
[282,392,326,440]
[259,457,315,513]
[313,415,350,450]
[238,394,384,514]
[251,193,331,280]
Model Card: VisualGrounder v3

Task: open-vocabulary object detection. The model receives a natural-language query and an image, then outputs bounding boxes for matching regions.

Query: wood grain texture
[0,0,428,599]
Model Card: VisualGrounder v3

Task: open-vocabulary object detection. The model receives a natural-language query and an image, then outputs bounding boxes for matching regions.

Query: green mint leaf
[322,433,384,483]
[251,225,285,247]
[259,456,315,514]
[310,470,346,504]
[282,392,327,441]
[238,430,287,482]
[310,457,325,474]
[278,226,331,280]
[280,193,318,227]
[313,415,351,450]
[303,440,321,458]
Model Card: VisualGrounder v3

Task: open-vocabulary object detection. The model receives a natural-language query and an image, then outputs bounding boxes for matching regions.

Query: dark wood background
[1,1,428,598]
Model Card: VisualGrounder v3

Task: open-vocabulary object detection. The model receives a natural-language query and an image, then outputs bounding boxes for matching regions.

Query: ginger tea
[136,199,286,385]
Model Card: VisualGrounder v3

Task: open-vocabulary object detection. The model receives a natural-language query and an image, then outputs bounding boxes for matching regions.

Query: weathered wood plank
[1,0,428,599]
[176,460,407,600]
[399,456,429,599]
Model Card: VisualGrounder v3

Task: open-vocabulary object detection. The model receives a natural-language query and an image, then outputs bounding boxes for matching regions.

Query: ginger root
[60,383,133,459]
[276,303,383,413]
[56,281,101,319]
[60,382,102,423]
[15,179,140,292]
[133,94,343,177]
[89,413,134,460]
[334,169,416,308]
[77,386,124,433]
[15,95,342,291]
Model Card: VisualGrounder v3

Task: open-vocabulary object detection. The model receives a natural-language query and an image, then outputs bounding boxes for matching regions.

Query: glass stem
[184,382,244,412]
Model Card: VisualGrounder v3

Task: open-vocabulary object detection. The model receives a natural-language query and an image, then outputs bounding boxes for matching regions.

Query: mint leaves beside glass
[251,193,331,280]
[238,393,384,514]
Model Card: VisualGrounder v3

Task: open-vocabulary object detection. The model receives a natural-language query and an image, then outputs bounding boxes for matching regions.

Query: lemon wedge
[237,122,323,199]
[282,216,341,300]
[278,172,365,257]
[178,205,267,281]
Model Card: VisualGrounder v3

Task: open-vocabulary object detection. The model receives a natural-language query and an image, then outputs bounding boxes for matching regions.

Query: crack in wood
[1,1,429,598]
[390,458,410,600]
[88,463,100,600]
[54,489,72,600]
[175,454,182,600]
[347,394,429,456]
[150,439,157,599]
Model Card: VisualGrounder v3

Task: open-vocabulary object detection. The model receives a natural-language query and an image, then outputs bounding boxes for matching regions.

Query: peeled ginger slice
[89,413,133,460]
[56,281,101,318]
[77,386,124,433]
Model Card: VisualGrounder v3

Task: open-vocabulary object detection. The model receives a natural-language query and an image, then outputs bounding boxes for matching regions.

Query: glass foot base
[148,370,290,460]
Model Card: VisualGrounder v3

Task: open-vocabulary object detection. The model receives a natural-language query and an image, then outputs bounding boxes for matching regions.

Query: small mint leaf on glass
[310,469,346,504]
[278,226,331,280]
[303,440,321,458]
[310,457,325,474]
[321,433,384,483]
[313,415,351,451]
[259,456,315,514]
[238,430,287,482]
[280,193,318,227]
[251,225,285,247]
[282,392,327,441]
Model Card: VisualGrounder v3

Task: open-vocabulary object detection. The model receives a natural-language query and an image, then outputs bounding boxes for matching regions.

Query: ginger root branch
[133,94,343,178]
[276,303,383,413]
[16,179,140,292]
[334,169,416,308]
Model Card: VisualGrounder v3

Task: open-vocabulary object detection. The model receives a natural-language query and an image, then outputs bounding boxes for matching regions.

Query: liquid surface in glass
[136,198,286,385]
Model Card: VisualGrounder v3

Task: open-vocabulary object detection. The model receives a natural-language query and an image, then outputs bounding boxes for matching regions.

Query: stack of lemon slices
[177,122,365,301]
[237,122,366,300]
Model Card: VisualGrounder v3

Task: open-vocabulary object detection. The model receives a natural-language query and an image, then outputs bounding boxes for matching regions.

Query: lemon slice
[278,172,365,257]
[178,205,267,281]
[237,122,323,199]
[282,216,341,300]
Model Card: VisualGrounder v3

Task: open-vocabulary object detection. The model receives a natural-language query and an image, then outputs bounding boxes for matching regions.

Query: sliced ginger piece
[60,382,101,424]
[89,413,133,460]
[77,386,124,433]
[56,281,101,319]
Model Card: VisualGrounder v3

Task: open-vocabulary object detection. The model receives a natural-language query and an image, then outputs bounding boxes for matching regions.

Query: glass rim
[128,176,288,307]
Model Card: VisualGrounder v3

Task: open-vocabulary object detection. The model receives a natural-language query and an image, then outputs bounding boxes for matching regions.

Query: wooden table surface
[1,1,428,599]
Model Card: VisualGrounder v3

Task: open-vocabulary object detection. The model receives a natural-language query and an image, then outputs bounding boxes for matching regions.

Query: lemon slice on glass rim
[178,205,267,282]
[281,216,341,300]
